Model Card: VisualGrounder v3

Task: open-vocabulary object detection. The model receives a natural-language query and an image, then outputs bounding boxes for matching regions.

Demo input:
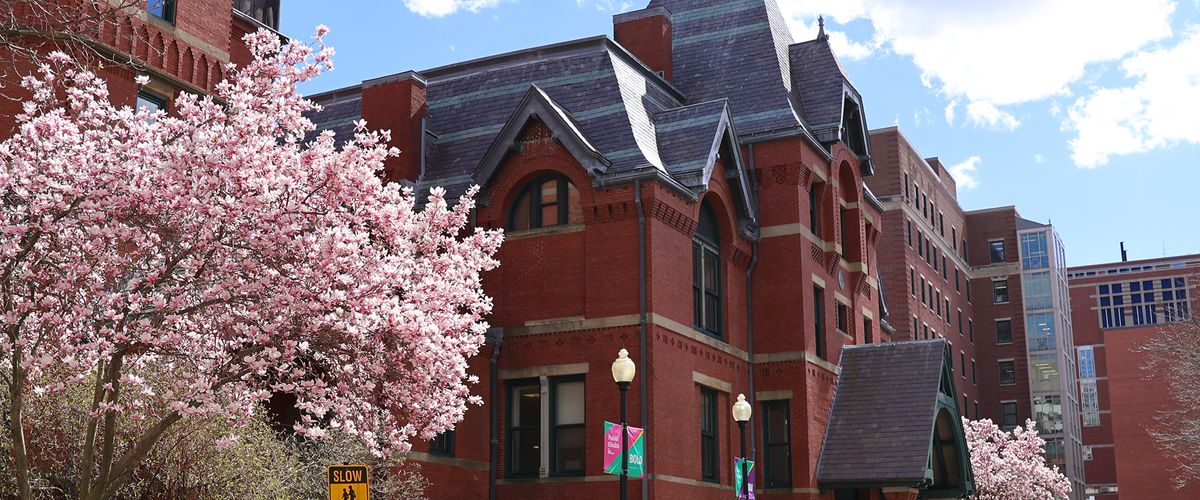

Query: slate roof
[648,0,805,138]
[305,35,756,224]
[790,36,847,143]
[304,0,871,221]
[817,339,950,487]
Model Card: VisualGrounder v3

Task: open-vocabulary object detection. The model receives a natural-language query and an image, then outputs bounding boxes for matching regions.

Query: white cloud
[947,156,982,190]
[912,106,932,127]
[403,0,504,17]
[1033,153,1046,163]
[965,100,1020,131]
[1066,26,1200,168]
[776,0,1176,130]
[944,99,958,126]
[580,0,633,13]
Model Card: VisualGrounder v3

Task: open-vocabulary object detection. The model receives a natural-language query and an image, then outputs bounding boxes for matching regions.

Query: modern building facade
[1067,253,1200,499]
[0,0,280,138]
[966,208,1085,499]
[308,1,974,498]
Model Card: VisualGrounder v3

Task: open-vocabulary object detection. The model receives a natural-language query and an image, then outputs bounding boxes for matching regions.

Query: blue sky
[280,0,1200,266]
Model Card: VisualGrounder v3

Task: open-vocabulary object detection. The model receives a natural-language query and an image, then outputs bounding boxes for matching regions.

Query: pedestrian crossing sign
[328,464,369,500]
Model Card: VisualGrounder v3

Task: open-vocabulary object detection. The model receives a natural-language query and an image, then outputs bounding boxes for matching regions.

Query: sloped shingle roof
[817,339,948,486]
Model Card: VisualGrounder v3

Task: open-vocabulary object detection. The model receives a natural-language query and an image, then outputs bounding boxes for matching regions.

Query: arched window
[693,202,722,337]
[509,173,581,231]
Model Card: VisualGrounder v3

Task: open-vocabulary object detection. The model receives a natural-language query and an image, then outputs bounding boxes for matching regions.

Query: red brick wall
[1105,326,1182,500]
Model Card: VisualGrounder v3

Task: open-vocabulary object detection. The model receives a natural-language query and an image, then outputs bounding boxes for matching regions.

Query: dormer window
[509,174,581,231]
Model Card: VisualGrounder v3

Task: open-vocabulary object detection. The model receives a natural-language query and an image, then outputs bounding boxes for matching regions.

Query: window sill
[998,382,1016,387]
[506,223,585,241]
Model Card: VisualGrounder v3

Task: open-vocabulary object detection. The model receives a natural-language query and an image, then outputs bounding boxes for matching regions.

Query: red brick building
[1067,254,1200,499]
[308,1,972,499]
[865,127,980,419]
[866,127,1086,499]
[0,0,280,138]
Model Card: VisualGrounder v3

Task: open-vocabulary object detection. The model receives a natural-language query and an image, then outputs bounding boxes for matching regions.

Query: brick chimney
[361,71,427,184]
[613,7,673,81]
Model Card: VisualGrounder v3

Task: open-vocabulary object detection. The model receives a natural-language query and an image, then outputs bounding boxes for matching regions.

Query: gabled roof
[817,339,975,496]
[788,25,875,175]
[472,84,610,187]
[305,35,759,228]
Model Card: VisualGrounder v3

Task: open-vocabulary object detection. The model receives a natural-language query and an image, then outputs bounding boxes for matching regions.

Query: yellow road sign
[328,464,369,500]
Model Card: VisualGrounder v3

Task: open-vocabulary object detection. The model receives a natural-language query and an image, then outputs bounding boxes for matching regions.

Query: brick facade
[1067,255,1200,498]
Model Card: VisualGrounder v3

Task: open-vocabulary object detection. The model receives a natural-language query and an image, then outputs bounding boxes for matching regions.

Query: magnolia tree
[963,418,1071,499]
[0,27,501,499]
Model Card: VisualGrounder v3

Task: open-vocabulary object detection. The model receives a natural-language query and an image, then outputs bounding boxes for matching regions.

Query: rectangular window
[910,268,917,296]
[146,0,176,23]
[1078,346,1097,379]
[971,359,977,384]
[507,380,542,477]
[939,213,945,236]
[1020,232,1050,270]
[136,89,168,115]
[963,394,968,417]
[1029,353,1060,392]
[836,302,848,333]
[809,184,821,238]
[430,430,455,456]
[1081,380,1100,427]
[966,280,972,303]
[913,317,919,341]
[969,319,974,343]
[700,387,719,482]
[942,256,948,280]
[551,377,586,475]
[693,239,722,338]
[957,310,963,334]
[921,277,926,303]
[864,318,873,344]
[933,248,939,271]
[992,279,1009,304]
[918,232,925,257]
[904,173,911,200]
[907,219,913,247]
[1034,394,1063,434]
[1001,401,1018,429]
[974,401,979,420]
[989,239,1005,263]
[936,290,942,316]
[995,319,1012,344]
[960,351,966,379]
[1023,271,1053,310]
[1026,312,1056,351]
[762,400,792,488]
[954,268,960,292]
[814,285,826,360]
[998,360,1016,386]
[952,228,958,250]
[945,299,951,325]
[923,323,929,340]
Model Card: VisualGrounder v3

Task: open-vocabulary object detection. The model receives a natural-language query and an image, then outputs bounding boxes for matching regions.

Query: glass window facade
[1020,232,1049,270]
[1098,276,1190,328]
[1023,271,1053,310]
[1034,394,1063,434]
[1029,353,1060,392]
[1026,312,1056,351]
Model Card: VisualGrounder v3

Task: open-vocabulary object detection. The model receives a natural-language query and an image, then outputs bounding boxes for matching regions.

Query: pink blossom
[963,418,1073,499]
[0,25,502,491]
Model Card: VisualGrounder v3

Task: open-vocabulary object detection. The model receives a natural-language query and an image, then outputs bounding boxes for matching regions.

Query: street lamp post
[732,393,752,500]
[611,348,636,500]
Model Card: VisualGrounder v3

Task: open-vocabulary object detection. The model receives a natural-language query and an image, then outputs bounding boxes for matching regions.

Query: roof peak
[817,15,829,42]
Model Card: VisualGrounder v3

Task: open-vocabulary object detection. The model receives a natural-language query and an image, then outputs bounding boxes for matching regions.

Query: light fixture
[732,393,752,422]
[612,348,635,384]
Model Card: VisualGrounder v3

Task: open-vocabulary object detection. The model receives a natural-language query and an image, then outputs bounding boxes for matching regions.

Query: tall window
[1000,401,1018,429]
[693,202,722,337]
[700,387,719,482]
[989,239,1005,263]
[551,377,586,475]
[762,400,791,488]
[864,318,873,344]
[146,0,176,23]
[969,319,974,343]
[992,279,1009,304]
[509,174,581,231]
[508,376,586,477]
[809,183,822,238]
[998,360,1016,386]
[910,268,916,296]
[995,319,1012,344]
[814,285,826,360]
[430,430,455,456]
[907,219,913,247]
[836,302,848,333]
[971,360,977,384]
[507,380,542,477]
